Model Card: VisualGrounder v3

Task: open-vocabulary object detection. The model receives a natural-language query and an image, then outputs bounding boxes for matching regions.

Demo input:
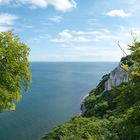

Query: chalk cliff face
[81,64,129,114]
[104,64,129,91]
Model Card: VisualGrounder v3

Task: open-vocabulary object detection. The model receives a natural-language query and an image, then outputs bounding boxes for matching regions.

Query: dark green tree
[0,31,31,111]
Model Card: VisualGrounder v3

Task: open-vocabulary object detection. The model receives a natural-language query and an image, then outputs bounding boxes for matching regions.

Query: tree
[0,31,31,111]
[129,39,140,82]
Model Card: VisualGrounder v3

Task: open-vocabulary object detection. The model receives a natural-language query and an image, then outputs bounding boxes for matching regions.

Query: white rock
[104,64,129,91]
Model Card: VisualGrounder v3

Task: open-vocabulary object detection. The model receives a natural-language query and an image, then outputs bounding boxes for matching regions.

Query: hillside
[41,41,140,140]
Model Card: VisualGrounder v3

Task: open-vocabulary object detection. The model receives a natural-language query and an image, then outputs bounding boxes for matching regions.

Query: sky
[0,0,140,62]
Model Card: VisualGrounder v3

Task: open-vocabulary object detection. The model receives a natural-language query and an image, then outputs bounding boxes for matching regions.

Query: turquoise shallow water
[0,62,117,140]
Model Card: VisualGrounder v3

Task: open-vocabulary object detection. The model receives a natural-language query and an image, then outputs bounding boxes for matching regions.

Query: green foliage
[0,31,31,111]
[41,40,140,140]
[41,117,112,140]
[120,55,133,67]
[93,74,110,96]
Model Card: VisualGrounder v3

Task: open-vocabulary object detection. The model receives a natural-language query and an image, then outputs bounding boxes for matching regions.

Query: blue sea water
[0,62,118,140]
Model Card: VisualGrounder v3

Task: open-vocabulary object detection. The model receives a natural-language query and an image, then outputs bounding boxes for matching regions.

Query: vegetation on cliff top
[41,39,140,140]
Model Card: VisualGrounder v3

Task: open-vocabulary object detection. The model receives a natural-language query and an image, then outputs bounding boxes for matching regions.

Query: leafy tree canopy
[0,31,31,111]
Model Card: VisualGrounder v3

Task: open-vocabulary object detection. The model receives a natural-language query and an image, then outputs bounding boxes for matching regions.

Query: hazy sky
[0,0,140,61]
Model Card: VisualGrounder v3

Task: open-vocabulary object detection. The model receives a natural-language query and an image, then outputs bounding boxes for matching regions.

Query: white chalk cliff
[81,63,129,114]
[104,64,129,91]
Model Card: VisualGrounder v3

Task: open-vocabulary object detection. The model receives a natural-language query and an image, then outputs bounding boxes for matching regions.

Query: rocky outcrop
[104,64,129,91]
[80,94,89,115]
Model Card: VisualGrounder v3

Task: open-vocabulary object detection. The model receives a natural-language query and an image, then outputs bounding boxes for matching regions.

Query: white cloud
[59,30,72,38]
[51,30,72,42]
[48,16,62,23]
[49,27,137,61]
[31,27,136,62]
[51,28,135,45]
[0,13,18,32]
[50,29,112,43]
[5,0,76,12]
[0,0,9,5]
[0,0,77,11]
[0,13,18,25]
[106,9,130,18]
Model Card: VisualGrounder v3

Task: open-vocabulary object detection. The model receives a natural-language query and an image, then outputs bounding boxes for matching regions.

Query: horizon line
[29,61,119,63]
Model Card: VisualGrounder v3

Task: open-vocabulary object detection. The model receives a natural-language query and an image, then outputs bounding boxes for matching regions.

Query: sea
[0,62,118,140]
